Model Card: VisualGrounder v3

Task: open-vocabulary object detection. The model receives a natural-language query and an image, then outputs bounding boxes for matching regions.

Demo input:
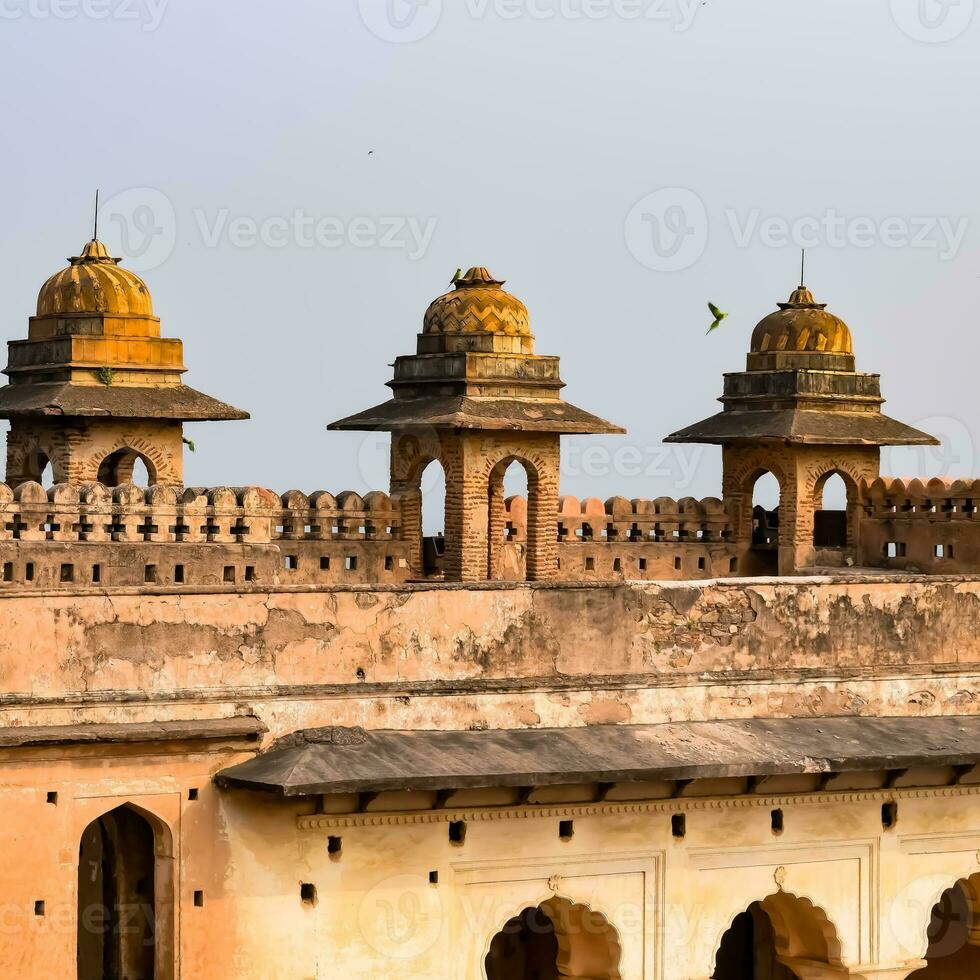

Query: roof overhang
[0,382,250,421]
[329,395,625,435]
[665,409,938,447]
[214,716,980,798]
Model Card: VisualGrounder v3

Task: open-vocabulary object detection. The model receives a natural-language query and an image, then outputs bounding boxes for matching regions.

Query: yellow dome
[36,239,154,317]
[423,267,530,337]
[750,286,852,355]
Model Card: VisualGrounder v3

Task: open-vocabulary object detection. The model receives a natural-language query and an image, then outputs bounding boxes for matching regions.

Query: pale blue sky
[1,0,977,515]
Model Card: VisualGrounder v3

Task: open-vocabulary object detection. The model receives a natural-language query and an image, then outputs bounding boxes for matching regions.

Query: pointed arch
[77,801,175,980]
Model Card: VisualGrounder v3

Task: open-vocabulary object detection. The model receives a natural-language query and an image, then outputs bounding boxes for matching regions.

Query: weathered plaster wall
[3,577,980,733]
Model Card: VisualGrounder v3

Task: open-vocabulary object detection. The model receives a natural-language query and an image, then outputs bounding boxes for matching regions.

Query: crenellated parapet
[858,476,980,572]
[494,493,740,581]
[0,481,410,589]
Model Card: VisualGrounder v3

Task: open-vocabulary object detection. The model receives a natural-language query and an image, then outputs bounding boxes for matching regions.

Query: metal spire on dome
[93,189,100,241]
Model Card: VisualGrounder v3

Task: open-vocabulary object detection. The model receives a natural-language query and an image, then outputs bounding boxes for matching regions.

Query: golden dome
[36,239,154,317]
[423,267,530,337]
[750,286,852,355]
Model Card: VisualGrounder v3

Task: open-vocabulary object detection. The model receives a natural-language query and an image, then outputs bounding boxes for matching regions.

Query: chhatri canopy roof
[667,285,936,448]
[0,238,248,423]
[330,267,623,436]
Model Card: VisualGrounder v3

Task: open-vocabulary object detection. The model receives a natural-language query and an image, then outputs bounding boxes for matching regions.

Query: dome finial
[800,247,805,289]
[92,188,100,242]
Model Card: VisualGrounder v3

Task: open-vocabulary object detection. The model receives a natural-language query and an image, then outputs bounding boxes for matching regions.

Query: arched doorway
[77,804,174,980]
[416,457,447,578]
[910,879,980,978]
[713,892,844,979]
[745,471,781,576]
[97,449,157,487]
[485,897,622,980]
[488,457,531,581]
[812,471,853,552]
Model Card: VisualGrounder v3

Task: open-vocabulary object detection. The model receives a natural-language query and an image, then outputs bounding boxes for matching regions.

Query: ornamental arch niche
[484,896,623,980]
[712,891,845,980]
[909,874,980,978]
[77,802,175,980]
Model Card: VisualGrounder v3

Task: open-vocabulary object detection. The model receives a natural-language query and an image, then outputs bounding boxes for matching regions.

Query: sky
[1,0,978,522]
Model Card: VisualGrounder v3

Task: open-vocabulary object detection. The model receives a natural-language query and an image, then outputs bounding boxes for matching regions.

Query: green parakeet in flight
[707,302,728,334]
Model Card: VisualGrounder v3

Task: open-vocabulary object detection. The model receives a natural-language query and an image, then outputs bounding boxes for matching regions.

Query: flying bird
[707,301,728,334]
[182,437,196,453]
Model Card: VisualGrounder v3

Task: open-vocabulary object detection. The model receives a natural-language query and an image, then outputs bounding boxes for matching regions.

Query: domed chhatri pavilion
[0,238,246,486]
[330,266,623,581]
[668,283,936,574]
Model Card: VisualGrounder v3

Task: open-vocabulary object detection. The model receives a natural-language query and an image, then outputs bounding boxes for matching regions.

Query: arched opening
[713,892,843,980]
[746,471,781,575]
[485,898,622,980]
[910,880,980,978]
[812,471,851,551]
[77,804,174,980]
[97,449,157,487]
[713,903,797,979]
[488,458,531,581]
[418,457,447,578]
[485,906,560,980]
[20,448,52,485]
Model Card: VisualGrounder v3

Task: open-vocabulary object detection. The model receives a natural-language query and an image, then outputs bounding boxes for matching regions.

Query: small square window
[245,566,256,582]
[223,566,236,583]
[584,556,595,571]
[300,883,317,905]
[34,901,45,917]
[697,556,706,570]
[3,562,13,583]
[638,558,647,571]
[345,556,358,571]
[328,836,343,859]
[25,563,34,582]
[612,558,622,573]
[671,813,686,839]
[449,820,466,845]
[286,555,299,571]
[188,788,199,801]
[429,870,439,885]
[144,565,157,583]
[729,557,738,573]
[559,820,574,841]
[46,791,58,805]
[91,564,101,584]
[194,890,205,907]
[320,556,330,571]
[673,556,682,571]
[384,556,394,571]
[174,564,185,584]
